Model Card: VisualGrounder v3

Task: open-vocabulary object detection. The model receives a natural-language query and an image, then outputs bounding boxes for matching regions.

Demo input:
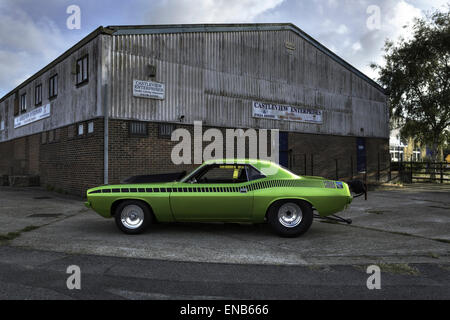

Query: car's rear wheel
[114,200,152,234]
[267,200,313,237]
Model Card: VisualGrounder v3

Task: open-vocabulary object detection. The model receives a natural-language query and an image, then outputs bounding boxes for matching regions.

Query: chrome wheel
[120,205,145,230]
[278,202,303,228]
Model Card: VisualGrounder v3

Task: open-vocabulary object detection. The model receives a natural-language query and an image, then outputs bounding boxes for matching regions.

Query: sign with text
[14,104,51,129]
[133,80,165,100]
[252,101,323,124]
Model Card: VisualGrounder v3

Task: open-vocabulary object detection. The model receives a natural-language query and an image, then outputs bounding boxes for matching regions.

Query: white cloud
[0,2,69,96]
[336,24,349,34]
[146,0,285,23]
[352,41,362,52]
[384,0,423,41]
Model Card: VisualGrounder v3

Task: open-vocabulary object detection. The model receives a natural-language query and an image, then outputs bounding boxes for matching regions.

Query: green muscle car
[85,159,356,237]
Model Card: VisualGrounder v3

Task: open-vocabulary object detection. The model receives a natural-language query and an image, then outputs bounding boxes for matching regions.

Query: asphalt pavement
[0,183,449,299]
[0,246,449,300]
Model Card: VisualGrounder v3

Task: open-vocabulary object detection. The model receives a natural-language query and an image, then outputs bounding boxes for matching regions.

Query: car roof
[203,158,274,166]
[202,159,297,179]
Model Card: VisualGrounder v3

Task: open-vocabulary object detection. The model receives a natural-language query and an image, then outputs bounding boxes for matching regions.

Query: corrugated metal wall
[106,29,388,138]
[0,37,101,142]
[0,27,389,143]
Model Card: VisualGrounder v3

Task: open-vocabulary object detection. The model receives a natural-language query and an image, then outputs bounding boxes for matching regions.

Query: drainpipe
[103,83,108,185]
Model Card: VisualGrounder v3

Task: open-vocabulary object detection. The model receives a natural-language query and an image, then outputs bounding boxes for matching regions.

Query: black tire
[114,200,152,235]
[267,200,313,237]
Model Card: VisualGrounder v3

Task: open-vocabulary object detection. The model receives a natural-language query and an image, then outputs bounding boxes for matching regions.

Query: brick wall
[289,132,389,180]
[0,118,389,197]
[0,136,34,176]
[108,119,388,184]
[39,118,104,196]
[107,120,279,184]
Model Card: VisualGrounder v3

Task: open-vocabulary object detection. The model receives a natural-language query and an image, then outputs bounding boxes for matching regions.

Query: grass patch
[0,225,40,241]
[354,263,420,276]
[429,252,440,259]
[367,210,385,215]
[434,238,450,244]
[0,232,21,241]
[378,263,420,276]
[21,225,40,232]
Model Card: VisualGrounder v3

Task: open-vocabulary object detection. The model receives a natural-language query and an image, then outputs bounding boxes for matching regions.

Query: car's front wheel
[115,200,152,234]
[267,200,313,237]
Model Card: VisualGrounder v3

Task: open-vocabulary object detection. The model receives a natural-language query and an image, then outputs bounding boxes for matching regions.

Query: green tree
[372,6,450,162]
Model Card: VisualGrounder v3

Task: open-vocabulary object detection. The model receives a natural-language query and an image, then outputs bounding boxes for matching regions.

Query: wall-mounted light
[147,65,157,78]
[178,115,185,122]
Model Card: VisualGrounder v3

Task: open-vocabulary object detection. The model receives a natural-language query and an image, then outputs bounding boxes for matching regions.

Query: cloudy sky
[0,0,447,97]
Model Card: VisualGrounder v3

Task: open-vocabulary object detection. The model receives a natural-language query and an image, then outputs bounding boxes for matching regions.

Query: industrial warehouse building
[0,23,389,196]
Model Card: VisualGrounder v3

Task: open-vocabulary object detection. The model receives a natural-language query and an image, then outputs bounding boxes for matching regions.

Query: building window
[20,93,27,113]
[159,123,175,138]
[88,121,94,134]
[35,84,42,106]
[49,74,58,99]
[76,55,88,85]
[390,146,404,162]
[78,123,84,136]
[0,119,4,131]
[129,121,147,136]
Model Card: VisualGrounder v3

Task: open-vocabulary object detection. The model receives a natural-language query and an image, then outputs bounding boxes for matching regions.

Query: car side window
[246,165,266,181]
[192,165,248,184]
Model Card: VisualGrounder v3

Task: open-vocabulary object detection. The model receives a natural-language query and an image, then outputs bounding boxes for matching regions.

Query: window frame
[76,55,89,86]
[159,123,175,139]
[49,74,58,99]
[129,121,148,137]
[78,123,84,136]
[35,84,42,106]
[20,93,27,113]
[184,164,264,184]
[87,121,94,134]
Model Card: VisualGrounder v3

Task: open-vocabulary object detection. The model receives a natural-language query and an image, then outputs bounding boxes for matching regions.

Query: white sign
[14,104,51,129]
[133,80,165,100]
[252,101,323,124]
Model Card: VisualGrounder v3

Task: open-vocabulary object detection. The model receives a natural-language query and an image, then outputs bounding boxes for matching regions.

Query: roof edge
[1,23,386,104]
[0,26,112,103]
[106,23,386,94]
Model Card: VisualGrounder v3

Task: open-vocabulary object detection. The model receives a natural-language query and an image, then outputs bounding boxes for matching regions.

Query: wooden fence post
[389,157,392,182]
[410,162,413,183]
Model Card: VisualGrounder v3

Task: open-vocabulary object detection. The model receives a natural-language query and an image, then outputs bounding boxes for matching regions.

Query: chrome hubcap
[278,203,302,228]
[120,205,144,229]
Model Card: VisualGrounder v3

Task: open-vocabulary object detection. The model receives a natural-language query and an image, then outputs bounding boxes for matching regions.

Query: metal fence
[391,161,450,184]
[288,152,449,185]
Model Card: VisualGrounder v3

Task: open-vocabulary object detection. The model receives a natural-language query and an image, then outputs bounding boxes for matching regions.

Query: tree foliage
[372,6,450,161]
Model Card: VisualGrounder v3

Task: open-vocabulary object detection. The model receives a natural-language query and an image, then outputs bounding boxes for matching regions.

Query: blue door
[356,137,366,172]
[279,132,289,168]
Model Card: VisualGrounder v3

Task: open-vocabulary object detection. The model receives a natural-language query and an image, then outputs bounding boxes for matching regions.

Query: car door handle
[240,187,248,193]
